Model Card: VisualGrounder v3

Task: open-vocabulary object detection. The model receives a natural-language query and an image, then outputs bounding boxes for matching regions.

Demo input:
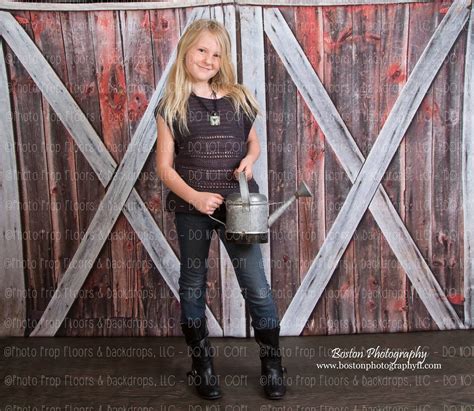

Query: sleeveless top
[154,93,260,220]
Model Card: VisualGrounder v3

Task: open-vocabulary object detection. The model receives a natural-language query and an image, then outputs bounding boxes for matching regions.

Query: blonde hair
[156,18,261,139]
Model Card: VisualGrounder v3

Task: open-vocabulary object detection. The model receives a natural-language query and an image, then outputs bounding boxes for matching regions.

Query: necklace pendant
[209,112,220,126]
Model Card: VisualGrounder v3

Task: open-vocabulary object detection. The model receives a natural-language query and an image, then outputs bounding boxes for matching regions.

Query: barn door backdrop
[0,0,472,337]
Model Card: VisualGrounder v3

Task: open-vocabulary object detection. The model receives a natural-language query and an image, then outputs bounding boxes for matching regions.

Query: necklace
[191,90,221,126]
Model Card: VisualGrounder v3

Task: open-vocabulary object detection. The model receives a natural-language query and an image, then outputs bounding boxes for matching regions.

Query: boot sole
[265,393,285,400]
[199,393,222,400]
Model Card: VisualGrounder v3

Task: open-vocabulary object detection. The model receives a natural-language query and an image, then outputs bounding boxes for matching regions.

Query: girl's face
[185,30,222,85]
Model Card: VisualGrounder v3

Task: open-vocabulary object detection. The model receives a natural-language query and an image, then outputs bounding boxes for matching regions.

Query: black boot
[181,317,222,400]
[254,326,287,399]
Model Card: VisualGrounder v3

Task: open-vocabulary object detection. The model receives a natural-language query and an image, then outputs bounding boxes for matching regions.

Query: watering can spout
[268,181,313,228]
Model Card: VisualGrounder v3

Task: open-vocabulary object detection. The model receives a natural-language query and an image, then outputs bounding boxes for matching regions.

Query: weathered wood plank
[92,10,135,325]
[0,8,222,336]
[30,11,77,291]
[264,7,300,333]
[28,66,165,335]
[5,11,54,334]
[240,0,431,3]
[0,0,433,12]
[150,8,182,336]
[120,8,160,334]
[30,11,99,334]
[351,4,383,334]
[431,4,466,324]
[264,0,469,334]
[59,9,114,334]
[0,38,26,337]
[405,1,438,331]
[322,6,356,335]
[463,8,474,328]
[294,6,327,336]
[378,3,409,333]
[240,6,271,337]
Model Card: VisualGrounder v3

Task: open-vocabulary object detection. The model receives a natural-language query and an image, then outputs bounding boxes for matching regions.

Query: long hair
[156,19,261,139]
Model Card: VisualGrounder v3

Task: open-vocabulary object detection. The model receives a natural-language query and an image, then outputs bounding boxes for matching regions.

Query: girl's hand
[191,192,225,215]
[234,157,254,181]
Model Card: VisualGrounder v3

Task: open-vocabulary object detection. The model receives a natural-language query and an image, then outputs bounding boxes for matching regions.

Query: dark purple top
[155,93,259,220]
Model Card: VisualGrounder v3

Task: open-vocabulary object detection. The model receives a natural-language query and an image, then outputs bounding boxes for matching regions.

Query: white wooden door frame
[262,2,471,334]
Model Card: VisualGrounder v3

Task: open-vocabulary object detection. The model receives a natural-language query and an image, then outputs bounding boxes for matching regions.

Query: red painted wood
[90,10,138,336]
[150,8,182,336]
[322,5,356,335]
[59,10,115,335]
[265,7,300,332]
[3,1,468,336]
[8,11,55,336]
[405,0,439,332]
[378,3,409,333]
[294,6,328,336]
[120,9,158,335]
[431,2,466,324]
[351,4,383,334]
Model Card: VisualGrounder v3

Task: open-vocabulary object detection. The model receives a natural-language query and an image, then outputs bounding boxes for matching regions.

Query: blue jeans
[175,212,280,330]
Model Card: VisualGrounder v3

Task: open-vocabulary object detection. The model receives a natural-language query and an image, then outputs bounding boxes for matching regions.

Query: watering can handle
[238,171,250,208]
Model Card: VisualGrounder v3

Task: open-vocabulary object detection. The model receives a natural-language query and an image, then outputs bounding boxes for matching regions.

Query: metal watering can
[209,171,313,243]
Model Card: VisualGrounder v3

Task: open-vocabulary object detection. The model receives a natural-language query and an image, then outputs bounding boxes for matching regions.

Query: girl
[155,18,286,400]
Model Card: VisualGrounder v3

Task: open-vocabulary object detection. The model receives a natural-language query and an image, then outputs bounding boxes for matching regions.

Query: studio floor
[1,330,473,410]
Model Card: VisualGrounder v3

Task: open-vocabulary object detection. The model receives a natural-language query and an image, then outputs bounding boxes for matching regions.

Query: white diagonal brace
[463,8,474,327]
[265,0,470,335]
[0,8,222,336]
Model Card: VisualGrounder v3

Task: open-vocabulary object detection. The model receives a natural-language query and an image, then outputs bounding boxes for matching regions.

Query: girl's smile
[185,30,222,91]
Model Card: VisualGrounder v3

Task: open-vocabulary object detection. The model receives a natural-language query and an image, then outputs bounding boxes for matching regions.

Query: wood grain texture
[0,8,223,336]
[4,11,54,335]
[463,8,474,328]
[351,4,383,334]
[431,3,466,326]
[0,0,432,12]
[263,5,445,334]
[264,7,300,334]
[404,1,438,332]
[150,7,182,335]
[265,0,469,334]
[294,6,328,336]
[240,5,272,338]
[378,3,409,333]
[321,5,356,335]
[59,9,114,335]
[1,0,471,337]
[0,38,26,337]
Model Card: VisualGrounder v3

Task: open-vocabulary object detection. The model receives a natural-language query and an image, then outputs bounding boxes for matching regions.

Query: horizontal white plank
[0,0,433,11]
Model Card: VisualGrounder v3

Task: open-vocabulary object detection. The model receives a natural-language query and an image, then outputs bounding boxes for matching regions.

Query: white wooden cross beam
[263,1,471,335]
[0,7,226,336]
